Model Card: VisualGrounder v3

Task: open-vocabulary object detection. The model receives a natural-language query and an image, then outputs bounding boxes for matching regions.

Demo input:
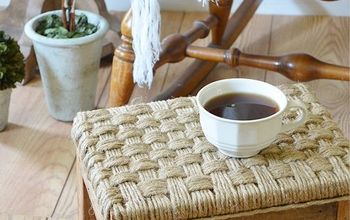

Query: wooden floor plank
[95,59,113,109]
[96,72,111,108]
[51,160,77,219]
[0,213,46,220]
[95,58,113,107]
[0,213,65,220]
[265,16,350,138]
[0,78,75,216]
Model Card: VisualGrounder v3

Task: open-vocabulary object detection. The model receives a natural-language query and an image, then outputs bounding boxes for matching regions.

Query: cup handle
[280,99,309,133]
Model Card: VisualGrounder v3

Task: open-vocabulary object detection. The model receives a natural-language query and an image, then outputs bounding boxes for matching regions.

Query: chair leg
[77,161,97,220]
[108,9,134,107]
[337,200,350,220]
[23,47,38,84]
[209,0,233,45]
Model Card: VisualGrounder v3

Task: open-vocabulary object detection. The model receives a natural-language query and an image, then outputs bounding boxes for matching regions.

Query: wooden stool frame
[80,0,350,219]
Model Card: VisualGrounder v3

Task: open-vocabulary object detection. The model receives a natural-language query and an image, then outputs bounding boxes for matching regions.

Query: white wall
[105,0,350,16]
[1,0,349,16]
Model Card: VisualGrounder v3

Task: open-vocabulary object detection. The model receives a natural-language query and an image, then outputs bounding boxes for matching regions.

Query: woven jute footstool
[72,83,350,220]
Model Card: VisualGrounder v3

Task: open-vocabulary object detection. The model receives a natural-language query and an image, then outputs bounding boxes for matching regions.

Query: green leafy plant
[0,31,25,90]
[35,14,97,39]
[35,0,97,39]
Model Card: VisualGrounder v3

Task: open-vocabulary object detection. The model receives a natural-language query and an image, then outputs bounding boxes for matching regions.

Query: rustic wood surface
[337,200,350,220]
[0,213,65,220]
[0,12,348,219]
[0,77,75,216]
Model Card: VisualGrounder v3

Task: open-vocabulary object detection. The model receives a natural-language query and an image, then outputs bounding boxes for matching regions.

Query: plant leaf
[0,31,25,90]
[35,14,98,39]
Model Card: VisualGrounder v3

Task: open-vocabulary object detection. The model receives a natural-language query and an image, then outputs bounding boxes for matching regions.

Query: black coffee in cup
[204,93,279,120]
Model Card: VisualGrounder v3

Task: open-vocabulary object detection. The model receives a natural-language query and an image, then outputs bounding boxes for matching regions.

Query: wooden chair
[108,0,350,107]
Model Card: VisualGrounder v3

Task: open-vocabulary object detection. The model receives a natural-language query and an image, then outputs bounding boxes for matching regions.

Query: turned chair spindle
[186,46,350,82]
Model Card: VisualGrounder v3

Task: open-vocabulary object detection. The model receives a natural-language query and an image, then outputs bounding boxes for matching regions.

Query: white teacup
[196,78,308,158]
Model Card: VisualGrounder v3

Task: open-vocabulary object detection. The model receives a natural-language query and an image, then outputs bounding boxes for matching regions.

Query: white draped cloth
[131,0,213,87]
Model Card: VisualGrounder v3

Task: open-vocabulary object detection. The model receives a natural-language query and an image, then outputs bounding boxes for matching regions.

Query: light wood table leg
[337,200,350,220]
[77,161,97,220]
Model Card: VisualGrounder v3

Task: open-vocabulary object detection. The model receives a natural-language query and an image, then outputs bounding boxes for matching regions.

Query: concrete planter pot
[25,10,108,121]
[0,89,11,131]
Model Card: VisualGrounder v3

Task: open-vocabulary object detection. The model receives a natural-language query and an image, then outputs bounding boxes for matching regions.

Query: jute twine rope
[72,83,350,220]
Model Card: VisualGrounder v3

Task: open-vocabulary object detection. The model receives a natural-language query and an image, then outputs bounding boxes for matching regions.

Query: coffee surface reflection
[204,93,279,120]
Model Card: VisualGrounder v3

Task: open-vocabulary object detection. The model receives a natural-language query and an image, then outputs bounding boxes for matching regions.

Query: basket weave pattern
[72,84,350,219]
